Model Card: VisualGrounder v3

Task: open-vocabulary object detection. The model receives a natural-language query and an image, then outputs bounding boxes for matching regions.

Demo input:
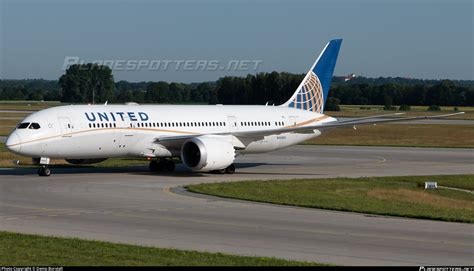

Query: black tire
[165,160,175,172]
[225,164,235,174]
[209,169,225,174]
[149,160,159,172]
[157,161,166,172]
[38,167,51,176]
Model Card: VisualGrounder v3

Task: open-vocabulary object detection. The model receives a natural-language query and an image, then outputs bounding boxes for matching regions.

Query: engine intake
[181,136,235,172]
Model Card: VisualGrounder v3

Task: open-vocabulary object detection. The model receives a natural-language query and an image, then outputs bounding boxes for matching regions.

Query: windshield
[29,123,41,129]
[17,122,30,129]
[17,122,40,129]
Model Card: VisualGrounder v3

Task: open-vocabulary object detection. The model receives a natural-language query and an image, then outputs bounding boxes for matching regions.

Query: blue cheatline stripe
[312,39,342,108]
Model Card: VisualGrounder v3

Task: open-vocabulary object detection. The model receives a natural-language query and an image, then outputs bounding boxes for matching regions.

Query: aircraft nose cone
[6,131,21,154]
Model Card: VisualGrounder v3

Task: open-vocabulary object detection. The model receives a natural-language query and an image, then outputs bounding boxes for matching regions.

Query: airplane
[5,39,463,176]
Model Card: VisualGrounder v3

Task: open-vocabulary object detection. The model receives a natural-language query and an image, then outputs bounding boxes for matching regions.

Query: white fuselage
[6,104,336,159]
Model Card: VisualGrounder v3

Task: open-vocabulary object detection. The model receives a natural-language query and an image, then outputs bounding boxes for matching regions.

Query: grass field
[0,231,316,266]
[0,118,23,136]
[329,105,474,120]
[187,175,474,223]
[0,101,61,111]
[304,124,474,148]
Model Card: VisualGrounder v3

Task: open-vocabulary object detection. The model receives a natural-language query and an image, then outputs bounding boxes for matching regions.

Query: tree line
[0,64,472,107]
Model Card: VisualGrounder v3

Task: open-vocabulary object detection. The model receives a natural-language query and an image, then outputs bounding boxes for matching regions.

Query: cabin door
[58,117,72,137]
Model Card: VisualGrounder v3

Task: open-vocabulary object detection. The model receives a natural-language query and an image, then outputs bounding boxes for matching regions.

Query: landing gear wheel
[149,160,159,172]
[164,160,175,172]
[150,159,175,173]
[225,164,235,174]
[38,166,51,177]
[210,169,226,174]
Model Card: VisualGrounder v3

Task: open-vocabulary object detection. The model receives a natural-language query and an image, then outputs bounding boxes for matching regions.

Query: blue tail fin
[282,39,342,113]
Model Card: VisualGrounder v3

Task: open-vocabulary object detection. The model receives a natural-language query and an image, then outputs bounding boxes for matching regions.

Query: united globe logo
[288,72,324,113]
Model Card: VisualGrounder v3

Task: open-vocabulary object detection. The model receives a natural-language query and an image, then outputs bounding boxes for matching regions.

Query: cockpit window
[30,123,41,129]
[17,122,30,129]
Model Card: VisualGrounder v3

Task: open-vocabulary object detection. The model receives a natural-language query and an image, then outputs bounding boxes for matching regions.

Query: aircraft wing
[154,112,465,148]
[234,112,465,139]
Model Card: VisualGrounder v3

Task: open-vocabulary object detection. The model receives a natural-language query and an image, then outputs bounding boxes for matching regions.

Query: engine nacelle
[65,158,108,164]
[181,136,235,172]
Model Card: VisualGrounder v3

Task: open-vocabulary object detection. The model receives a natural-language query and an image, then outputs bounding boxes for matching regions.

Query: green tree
[59,64,115,103]
[325,97,341,111]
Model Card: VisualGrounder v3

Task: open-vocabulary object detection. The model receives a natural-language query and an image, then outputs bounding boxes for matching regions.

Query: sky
[0,0,472,82]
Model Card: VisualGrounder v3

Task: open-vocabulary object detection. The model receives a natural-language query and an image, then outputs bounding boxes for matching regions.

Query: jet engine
[180,136,235,172]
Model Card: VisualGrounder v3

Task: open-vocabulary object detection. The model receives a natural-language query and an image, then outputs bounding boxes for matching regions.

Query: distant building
[344,73,357,82]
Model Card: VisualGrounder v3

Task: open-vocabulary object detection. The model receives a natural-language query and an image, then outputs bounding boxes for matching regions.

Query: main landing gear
[210,164,235,174]
[149,158,175,173]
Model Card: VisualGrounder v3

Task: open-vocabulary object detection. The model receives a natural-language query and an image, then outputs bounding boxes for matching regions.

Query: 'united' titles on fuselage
[84,112,150,122]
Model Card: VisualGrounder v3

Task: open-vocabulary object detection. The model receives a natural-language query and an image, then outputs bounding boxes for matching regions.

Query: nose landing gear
[38,165,51,176]
[36,157,51,177]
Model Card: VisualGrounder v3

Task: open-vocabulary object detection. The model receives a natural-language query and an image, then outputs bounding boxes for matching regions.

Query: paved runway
[0,145,473,265]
